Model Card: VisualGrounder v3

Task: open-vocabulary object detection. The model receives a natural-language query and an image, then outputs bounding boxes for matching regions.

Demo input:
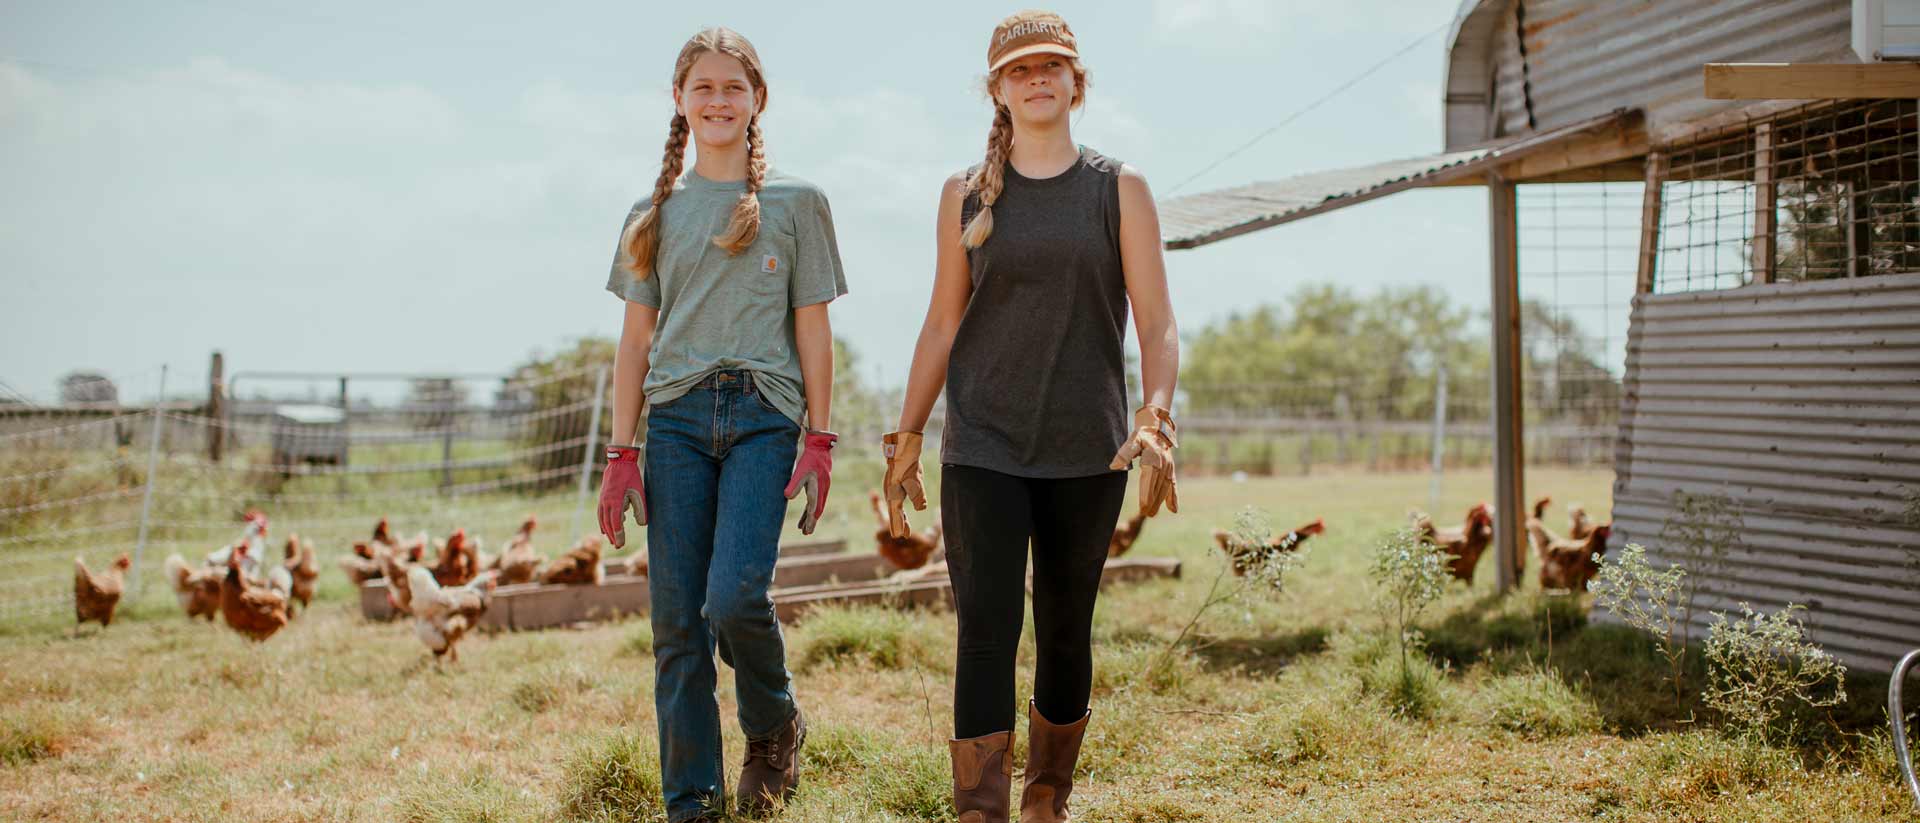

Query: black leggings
[942,464,1128,738]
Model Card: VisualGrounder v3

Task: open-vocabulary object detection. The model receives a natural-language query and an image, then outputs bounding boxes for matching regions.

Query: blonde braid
[620,113,690,278]
[713,116,766,254]
[961,104,1013,249]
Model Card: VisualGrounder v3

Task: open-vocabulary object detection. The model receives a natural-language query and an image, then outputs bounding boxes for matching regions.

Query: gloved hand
[598,445,647,549]
[1108,405,1179,518]
[880,431,927,538]
[783,429,837,535]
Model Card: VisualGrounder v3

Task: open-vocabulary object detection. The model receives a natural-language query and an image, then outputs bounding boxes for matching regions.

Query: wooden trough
[359,539,1181,632]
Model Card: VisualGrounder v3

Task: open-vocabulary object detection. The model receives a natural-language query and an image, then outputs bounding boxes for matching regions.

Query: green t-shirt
[605,168,848,428]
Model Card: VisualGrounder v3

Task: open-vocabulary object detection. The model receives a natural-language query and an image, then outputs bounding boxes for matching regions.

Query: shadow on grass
[1188,625,1332,678]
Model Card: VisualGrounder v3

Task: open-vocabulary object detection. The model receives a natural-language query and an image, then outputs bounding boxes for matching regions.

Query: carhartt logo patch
[762,254,779,274]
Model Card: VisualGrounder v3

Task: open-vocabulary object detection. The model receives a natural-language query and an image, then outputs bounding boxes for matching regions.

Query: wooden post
[207,351,224,463]
[1636,152,1667,294]
[1752,125,1776,283]
[1847,181,1872,278]
[337,377,350,498]
[1488,170,1525,595]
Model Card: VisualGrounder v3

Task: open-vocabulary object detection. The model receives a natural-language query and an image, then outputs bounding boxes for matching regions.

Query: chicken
[1107,513,1147,558]
[204,510,271,580]
[1538,524,1612,591]
[338,541,386,585]
[165,552,222,621]
[539,535,606,586]
[1567,503,1597,541]
[407,565,497,663]
[283,533,319,614]
[372,517,429,563]
[494,514,546,585]
[871,490,943,570]
[380,543,418,616]
[1211,518,1324,576]
[622,550,649,579]
[429,529,480,587]
[1414,502,1494,583]
[220,543,288,642]
[73,553,131,629]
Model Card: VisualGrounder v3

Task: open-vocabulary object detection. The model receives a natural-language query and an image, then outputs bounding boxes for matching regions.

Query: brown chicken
[407,565,497,662]
[871,490,943,570]
[74,553,131,630]
[429,529,481,587]
[1530,497,1613,591]
[283,534,319,614]
[165,552,222,621]
[622,549,649,579]
[1567,504,1597,541]
[494,514,546,585]
[1415,503,1495,583]
[540,535,605,586]
[1107,513,1147,558]
[1212,518,1325,576]
[220,544,288,642]
[380,544,418,616]
[338,541,386,585]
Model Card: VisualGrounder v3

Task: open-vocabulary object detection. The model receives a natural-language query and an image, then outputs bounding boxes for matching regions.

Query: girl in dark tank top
[878,10,1183,823]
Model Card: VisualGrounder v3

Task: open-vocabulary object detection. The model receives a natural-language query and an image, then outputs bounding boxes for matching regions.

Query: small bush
[1367,526,1448,707]
[793,604,931,672]
[1359,650,1447,719]
[560,729,668,822]
[1703,603,1847,743]
[1592,542,1690,707]
[1470,669,1603,738]
[511,664,596,714]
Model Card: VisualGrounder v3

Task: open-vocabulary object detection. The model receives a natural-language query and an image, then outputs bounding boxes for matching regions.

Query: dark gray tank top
[941,146,1129,478]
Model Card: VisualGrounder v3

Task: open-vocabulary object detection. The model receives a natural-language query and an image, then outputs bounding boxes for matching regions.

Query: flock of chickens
[68,490,1614,663]
[1409,496,1612,590]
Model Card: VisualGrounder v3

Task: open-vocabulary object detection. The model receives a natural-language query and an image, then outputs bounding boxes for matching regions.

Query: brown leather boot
[737,706,806,816]
[950,729,1014,823]
[1019,701,1090,823]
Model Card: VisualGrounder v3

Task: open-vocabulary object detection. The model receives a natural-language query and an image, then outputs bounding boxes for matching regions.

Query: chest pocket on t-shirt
[745,228,797,299]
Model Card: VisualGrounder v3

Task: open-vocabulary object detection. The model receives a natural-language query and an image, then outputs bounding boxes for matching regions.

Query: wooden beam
[1501,117,1649,182]
[1752,125,1776,284]
[1704,62,1920,100]
[1487,170,1524,595]
[1636,153,1667,295]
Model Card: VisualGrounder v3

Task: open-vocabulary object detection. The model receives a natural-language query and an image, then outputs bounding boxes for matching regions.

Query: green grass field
[2,468,1911,822]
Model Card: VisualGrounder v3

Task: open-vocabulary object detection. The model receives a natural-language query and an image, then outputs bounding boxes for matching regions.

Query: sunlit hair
[621,27,769,278]
[960,56,1090,250]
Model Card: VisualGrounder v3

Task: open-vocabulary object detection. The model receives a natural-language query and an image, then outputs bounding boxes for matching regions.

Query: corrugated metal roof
[1603,270,1920,671]
[1449,0,1855,149]
[1159,109,1630,250]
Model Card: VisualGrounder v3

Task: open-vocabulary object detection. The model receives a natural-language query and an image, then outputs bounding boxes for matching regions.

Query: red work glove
[598,445,646,549]
[783,429,836,535]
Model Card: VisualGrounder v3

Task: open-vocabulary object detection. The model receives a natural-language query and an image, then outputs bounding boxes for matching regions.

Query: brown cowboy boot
[737,706,806,816]
[1018,701,1090,823]
[950,729,1014,823]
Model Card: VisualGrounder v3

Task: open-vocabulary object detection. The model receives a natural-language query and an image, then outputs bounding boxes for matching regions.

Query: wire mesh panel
[1655,99,1920,293]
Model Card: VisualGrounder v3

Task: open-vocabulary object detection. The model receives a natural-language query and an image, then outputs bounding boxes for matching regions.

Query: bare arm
[610,301,659,446]
[793,302,834,431]
[895,172,976,432]
[1117,165,1179,410]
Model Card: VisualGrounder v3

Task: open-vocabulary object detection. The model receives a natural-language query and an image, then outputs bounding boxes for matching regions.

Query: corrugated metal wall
[1607,271,1920,670]
[1449,0,1856,149]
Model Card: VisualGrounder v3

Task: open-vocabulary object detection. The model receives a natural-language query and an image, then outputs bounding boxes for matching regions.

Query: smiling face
[675,50,761,150]
[993,52,1079,125]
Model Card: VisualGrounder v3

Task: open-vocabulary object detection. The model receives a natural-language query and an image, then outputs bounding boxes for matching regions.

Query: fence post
[439,387,455,493]
[207,351,224,463]
[571,365,611,541]
[337,377,350,498]
[1429,366,1448,516]
[131,364,168,597]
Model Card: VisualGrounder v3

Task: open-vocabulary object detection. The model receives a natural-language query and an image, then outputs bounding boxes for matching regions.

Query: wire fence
[0,362,613,626]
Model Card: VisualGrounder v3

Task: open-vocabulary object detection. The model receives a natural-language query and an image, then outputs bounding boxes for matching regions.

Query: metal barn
[1159,0,1920,669]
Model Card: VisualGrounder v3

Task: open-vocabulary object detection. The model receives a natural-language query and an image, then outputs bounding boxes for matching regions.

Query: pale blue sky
[3,0,1619,406]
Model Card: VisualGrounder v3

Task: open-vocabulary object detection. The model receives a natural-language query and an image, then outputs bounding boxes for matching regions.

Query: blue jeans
[644,370,801,822]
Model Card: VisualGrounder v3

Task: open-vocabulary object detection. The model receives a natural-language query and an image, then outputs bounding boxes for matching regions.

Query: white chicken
[406,565,497,663]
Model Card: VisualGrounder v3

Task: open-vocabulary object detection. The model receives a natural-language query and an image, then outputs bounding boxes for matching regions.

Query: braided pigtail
[960,103,1013,250]
[620,113,690,278]
[712,115,766,254]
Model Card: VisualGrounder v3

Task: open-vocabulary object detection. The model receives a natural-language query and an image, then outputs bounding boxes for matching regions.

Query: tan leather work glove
[881,431,928,539]
[1108,405,1179,518]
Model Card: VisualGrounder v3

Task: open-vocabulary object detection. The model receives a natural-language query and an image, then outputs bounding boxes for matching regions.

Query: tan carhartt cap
[986,10,1079,72]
